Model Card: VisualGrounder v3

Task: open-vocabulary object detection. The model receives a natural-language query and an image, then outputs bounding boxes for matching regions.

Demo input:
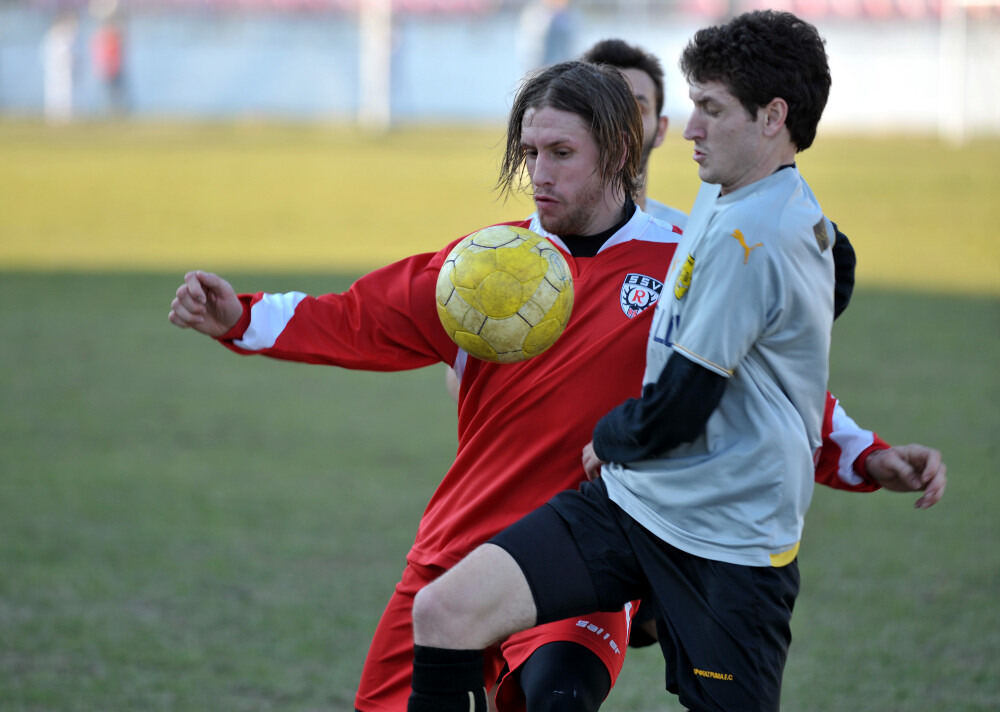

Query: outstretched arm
[168,270,243,337]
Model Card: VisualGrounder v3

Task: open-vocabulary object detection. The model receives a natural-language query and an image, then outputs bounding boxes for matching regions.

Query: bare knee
[411,543,537,650]
[412,579,480,648]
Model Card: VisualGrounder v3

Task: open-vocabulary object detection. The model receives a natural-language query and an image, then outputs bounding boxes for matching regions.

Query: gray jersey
[602,169,835,567]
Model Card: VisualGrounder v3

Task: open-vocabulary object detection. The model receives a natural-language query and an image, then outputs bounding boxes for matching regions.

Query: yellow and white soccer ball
[436,225,574,364]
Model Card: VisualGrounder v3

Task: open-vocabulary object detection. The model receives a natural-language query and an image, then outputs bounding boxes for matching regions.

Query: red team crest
[620,273,663,318]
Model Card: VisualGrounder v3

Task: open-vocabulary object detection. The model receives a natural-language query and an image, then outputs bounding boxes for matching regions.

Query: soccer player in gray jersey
[408,12,849,712]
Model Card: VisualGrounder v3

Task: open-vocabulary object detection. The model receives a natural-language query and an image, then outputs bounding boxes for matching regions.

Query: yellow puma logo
[731,229,762,264]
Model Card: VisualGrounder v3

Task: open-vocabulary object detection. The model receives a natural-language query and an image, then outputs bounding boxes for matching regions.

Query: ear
[652,115,668,149]
[761,98,788,138]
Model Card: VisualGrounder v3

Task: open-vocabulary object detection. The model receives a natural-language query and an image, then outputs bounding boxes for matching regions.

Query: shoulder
[629,208,683,243]
[644,198,689,230]
[717,171,826,249]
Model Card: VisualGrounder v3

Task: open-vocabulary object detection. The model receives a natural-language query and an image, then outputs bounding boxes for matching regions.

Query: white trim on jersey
[644,198,689,230]
[234,291,307,351]
[830,400,878,486]
[526,207,681,255]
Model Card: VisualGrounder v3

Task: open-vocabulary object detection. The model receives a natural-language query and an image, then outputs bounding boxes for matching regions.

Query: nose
[683,111,703,142]
[530,153,554,189]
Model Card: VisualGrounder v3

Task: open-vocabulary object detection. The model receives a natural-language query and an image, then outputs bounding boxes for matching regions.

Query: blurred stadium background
[2,0,999,141]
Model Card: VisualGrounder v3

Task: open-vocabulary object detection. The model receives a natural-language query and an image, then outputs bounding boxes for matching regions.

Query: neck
[635,183,648,211]
[721,142,797,196]
[558,195,636,257]
[634,166,650,211]
[589,186,629,234]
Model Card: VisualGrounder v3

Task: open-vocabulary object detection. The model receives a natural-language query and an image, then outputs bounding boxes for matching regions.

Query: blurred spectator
[517,0,578,72]
[41,11,79,124]
[92,15,127,115]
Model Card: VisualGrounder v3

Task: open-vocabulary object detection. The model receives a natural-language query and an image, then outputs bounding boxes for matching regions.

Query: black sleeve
[831,222,855,320]
[592,354,727,465]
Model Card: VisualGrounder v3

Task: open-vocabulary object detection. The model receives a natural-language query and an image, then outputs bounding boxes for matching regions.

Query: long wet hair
[497,60,643,200]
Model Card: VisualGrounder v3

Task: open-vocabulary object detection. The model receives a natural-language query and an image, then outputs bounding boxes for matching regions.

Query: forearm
[813,392,890,491]
[593,354,726,464]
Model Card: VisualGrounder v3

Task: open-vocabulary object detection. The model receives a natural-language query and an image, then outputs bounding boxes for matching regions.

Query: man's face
[620,67,667,173]
[682,80,769,194]
[522,106,621,236]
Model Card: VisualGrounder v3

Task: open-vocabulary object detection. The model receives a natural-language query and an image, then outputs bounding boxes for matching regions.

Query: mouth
[691,147,706,163]
[533,193,558,208]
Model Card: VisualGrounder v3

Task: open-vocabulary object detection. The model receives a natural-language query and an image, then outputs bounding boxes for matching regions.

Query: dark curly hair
[582,38,666,118]
[680,10,831,151]
[498,60,643,200]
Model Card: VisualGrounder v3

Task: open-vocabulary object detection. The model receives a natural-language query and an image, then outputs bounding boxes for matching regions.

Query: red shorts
[355,561,636,712]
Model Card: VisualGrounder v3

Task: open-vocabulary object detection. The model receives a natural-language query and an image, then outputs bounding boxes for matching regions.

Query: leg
[496,605,638,711]
[517,642,610,712]
[629,529,800,712]
[409,543,534,712]
[627,598,660,649]
[410,484,642,712]
[357,562,507,712]
[413,542,537,650]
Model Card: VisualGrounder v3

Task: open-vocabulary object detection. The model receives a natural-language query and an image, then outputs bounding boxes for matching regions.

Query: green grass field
[1,122,998,710]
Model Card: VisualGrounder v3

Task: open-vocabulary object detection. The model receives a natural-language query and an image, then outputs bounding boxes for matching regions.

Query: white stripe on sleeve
[830,400,877,486]
[233,292,307,351]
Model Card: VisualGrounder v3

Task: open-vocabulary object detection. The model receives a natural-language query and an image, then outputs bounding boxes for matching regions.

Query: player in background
[582,39,687,227]
[407,12,942,712]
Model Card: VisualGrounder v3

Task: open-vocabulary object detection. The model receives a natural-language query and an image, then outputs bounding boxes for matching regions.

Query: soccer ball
[436,225,574,363]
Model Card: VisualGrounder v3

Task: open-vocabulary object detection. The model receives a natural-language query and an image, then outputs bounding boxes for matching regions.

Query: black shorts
[490,478,800,712]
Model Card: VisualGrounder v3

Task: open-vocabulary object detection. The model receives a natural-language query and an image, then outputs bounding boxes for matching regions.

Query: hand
[582,441,605,481]
[864,444,947,509]
[168,270,243,338]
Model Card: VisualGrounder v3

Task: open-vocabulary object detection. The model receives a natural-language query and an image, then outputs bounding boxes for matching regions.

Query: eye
[697,102,720,118]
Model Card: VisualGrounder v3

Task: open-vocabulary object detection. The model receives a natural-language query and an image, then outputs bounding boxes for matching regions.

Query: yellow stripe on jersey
[770,541,801,567]
[671,343,735,378]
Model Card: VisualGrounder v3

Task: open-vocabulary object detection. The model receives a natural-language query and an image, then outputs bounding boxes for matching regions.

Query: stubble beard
[537,178,607,237]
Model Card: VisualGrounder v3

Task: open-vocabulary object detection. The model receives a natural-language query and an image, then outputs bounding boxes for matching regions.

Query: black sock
[407,645,487,712]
